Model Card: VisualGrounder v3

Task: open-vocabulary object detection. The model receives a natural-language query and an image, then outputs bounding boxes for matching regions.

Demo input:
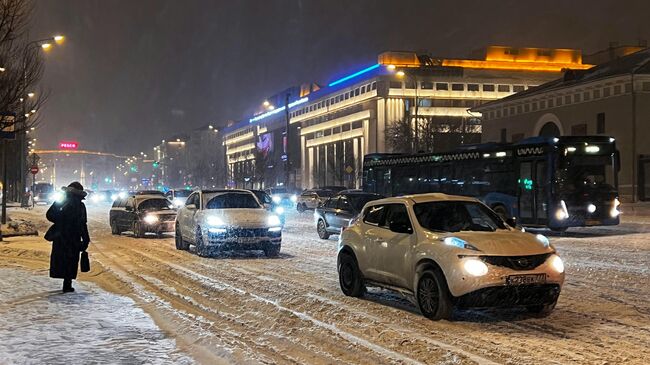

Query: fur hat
[62,181,87,198]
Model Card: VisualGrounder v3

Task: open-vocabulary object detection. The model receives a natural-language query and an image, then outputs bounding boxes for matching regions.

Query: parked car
[166,189,192,208]
[249,189,286,225]
[314,191,384,239]
[296,189,334,212]
[175,189,282,257]
[319,185,347,193]
[337,193,564,320]
[264,187,298,208]
[109,194,176,237]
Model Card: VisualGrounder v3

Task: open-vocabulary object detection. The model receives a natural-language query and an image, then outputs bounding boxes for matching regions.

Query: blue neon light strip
[328,63,381,87]
[248,97,309,123]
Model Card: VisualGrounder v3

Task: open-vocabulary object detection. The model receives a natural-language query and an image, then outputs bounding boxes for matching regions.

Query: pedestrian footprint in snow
[45,182,91,293]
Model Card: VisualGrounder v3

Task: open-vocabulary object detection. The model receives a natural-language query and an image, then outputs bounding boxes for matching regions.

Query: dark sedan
[314,192,384,239]
[110,195,176,237]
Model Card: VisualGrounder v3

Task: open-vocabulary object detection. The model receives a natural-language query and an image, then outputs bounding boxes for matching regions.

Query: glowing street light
[387,64,396,70]
[263,100,270,107]
[53,35,65,44]
[41,43,52,51]
[0,67,5,72]
[396,70,405,77]
[27,92,35,98]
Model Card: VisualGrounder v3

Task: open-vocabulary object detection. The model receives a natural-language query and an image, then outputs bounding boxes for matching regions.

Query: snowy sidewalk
[0,268,193,365]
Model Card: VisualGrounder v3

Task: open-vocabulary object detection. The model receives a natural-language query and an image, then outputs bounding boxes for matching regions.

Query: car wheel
[527,300,557,317]
[110,220,120,235]
[264,244,281,257]
[133,222,145,238]
[297,203,305,213]
[416,269,453,321]
[175,224,189,250]
[317,220,330,240]
[338,252,365,297]
[195,226,210,257]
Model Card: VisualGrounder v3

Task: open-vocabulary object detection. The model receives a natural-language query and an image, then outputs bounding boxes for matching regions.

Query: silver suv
[337,193,565,320]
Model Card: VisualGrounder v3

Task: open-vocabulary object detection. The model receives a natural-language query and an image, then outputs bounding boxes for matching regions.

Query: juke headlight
[549,254,565,273]
[143,214,158,224]
[206,216,225,227]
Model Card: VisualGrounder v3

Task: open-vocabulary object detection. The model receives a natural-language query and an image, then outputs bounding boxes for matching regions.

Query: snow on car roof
[369,193,478,206]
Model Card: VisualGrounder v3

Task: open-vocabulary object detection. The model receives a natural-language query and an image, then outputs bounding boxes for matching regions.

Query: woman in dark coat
[46,181,90,293]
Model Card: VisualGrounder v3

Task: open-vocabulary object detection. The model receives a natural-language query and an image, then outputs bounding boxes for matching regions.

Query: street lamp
[395,69,420,151]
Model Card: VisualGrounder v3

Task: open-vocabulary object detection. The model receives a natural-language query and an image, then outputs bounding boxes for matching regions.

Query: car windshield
[175,190,191,198]
[413,201,506,232]
[138,198,173,211]
[206,193,261,209]
[348,194,383,211]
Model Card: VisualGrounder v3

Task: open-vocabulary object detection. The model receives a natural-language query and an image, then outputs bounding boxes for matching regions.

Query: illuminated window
[498,85,510,92]
[467,84,479,91]
[436,83,448,91]
[483,84,495,92]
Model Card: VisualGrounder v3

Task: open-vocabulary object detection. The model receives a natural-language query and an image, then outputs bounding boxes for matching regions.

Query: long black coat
[46,194,90,279]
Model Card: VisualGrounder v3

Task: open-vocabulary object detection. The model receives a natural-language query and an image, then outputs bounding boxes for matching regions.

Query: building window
[500,128,507,143]
[532,102,538,111]
[451,83,464,91]
[342,123,351,132]
[352,120,363,129]
[603,87,611,97]
[574,94,581,103]
[556,97,562,106]
[537,49,551,57]
[510,106,516,115]
[517,105,523,114]
[436,83,448,91]
[564,95,571,104]
[505,48,519,55]
[389,81,402,89]
[593,89,601,98]
[496,109,502,118]
[571,123,587,136]
[625,83,632,93]
[548,99,554,108]
[405,80,416,89]
[643,82,650,91]
[354,88,360,96]
[513,85,525,92]
[371,82,377,90]
[421,81,434,89]
[498,85,510,92]
[483,84,495,92]
[583,91,590,101]
[512,133,525,142]
[360,86,366,94]
[467,84,479,91]
[524,104,530,112]
[613,85,622,95]
[597,113,605,134]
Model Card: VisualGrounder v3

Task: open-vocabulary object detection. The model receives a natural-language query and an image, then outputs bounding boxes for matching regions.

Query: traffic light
[152,161,159,168]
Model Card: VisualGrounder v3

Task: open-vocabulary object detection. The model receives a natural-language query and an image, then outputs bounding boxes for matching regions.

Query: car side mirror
[186,203,196,210]
[389,221,412,234]
[506,217,517,228]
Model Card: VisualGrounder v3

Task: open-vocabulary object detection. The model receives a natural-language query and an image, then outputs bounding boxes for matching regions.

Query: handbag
[44,224,61,242]
[80,251,90,272]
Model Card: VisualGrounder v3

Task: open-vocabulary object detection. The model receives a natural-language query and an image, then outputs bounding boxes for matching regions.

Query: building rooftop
[474,48,650,111]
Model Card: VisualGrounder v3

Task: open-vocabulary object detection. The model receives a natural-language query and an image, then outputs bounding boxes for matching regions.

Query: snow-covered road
[1,205,649,364]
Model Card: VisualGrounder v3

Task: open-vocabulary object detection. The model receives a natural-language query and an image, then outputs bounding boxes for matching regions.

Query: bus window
[519,161,534,219]
[536,161,548,220]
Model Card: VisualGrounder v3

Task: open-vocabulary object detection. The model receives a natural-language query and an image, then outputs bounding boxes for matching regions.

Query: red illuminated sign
[59,141,79,150]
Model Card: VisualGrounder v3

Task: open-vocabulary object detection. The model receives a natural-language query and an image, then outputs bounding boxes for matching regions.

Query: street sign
[29,165,39,175]
[0,114,16,140]
[345,165,353,174]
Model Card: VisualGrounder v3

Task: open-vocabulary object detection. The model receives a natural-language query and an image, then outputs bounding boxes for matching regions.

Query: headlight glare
[549,254,564,273]
[290,194,297,202]
[268,215,281,227]
[268,226,282,232]
[463,259,488,277]
[206,216,225,226]
[272,195,281,204]
[143,214,158,224]
[274,206,285,214]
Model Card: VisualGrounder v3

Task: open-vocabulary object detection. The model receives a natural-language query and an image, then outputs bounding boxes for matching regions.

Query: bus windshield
[557,153,616,194]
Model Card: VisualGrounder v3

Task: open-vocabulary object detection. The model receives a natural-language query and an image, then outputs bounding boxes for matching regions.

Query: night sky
[31,0,650,154]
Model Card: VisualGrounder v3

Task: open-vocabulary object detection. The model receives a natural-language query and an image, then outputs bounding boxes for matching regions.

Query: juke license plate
[236,237,258,244]
[506,273,546,286]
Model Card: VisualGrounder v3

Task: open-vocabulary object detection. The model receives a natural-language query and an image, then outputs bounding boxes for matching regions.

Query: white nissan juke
[337,193,565,320]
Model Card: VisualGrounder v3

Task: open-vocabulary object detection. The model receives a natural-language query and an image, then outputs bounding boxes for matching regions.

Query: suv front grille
[480,253,551,271]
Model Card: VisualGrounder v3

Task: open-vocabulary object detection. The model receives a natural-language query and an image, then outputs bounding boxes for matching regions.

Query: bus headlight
[610,198,621,218]
[555,200,569,220]
[274,206,285,215]
[587,203,596,213]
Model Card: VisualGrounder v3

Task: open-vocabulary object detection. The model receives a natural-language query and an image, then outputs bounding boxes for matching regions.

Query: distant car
[136,190,165,196]
[174,189,282,257]
[249,189,286,225]
[166,189,192,208]
[264,187,298,208]
[314,192,384,239]
[89,190,113,204]
[109,195,176,237]
[337,193,565,320]
[296,189,334,212]
[33,182,55,205]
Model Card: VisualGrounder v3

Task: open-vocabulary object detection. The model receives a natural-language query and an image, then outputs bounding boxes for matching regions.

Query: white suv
[175,189,282,257]
[337,193,564,320]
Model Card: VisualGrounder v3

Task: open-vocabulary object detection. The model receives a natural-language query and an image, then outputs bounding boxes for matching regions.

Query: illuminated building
[474,46,650,202]
[224,46,589,189]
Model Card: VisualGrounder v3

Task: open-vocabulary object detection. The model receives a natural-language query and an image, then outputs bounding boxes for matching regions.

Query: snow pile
[0,268,194,364]
[1,218,38,237]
